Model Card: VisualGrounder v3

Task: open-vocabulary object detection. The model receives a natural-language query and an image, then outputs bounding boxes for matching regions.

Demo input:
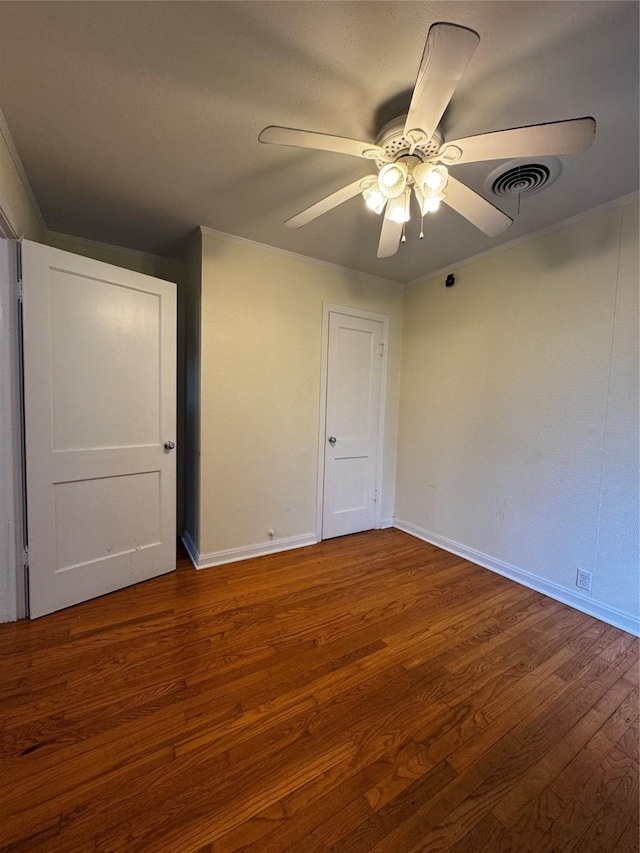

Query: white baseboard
[394,519,640,637]
[380,517,394,529]
[182,531,318,570]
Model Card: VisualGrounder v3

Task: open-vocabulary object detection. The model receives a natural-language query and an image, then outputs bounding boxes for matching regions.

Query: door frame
[315,303,389,541]
[0,237,27,621]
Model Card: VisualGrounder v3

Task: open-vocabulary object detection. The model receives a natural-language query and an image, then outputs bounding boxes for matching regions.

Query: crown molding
[0,196,19,240]
[198,225,402,288]
[407,191,640,288]
[0,106,47,237]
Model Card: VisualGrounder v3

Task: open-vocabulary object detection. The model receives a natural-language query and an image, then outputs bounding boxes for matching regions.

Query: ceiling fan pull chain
[419,213,425,239]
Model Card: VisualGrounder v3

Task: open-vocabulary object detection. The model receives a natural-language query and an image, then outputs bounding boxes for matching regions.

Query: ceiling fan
[259,22,596,259]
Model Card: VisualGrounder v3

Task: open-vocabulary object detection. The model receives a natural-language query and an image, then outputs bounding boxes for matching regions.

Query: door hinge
[377,343,385,357]
[23,545,29,568]
[17,280,23,303]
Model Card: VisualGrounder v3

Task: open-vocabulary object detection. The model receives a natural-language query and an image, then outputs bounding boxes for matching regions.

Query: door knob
[328,436,337,445]
[164,441,176,450]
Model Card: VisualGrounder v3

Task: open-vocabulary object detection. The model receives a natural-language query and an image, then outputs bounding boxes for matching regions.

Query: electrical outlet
[576,569,592,592]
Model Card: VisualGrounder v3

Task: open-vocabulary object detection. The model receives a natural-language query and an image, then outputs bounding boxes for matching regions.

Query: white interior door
[21,240,177,618]
[322,309,385,539]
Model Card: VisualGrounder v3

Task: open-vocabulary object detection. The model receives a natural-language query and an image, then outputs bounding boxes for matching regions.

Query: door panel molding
[316,303,389,541]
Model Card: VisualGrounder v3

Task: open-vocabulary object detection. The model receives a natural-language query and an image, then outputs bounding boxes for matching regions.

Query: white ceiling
[0,1,638,283]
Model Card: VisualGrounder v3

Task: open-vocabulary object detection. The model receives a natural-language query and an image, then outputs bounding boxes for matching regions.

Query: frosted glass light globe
[363,188,386,214]
[377,162,408,198]
[381,167,400,187]
[425,170,444,190]
[384,192,410,223]
[413,163,448,195]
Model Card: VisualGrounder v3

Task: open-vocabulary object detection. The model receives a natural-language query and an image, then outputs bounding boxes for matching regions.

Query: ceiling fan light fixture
[362,187,386,214]
[414,163,449,195]
[385,189,411,223]
[423,195,442,213]
[414,184,444,215]
[378,162,408,198]
[262,22,595,259]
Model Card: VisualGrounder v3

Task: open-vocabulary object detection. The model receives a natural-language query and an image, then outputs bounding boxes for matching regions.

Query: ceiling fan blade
[259,126,385,160]
[285,177,375,229]
[405,23,480,143]
[377,217,403,258]
[438,117,596,165]
[444,176,513,237]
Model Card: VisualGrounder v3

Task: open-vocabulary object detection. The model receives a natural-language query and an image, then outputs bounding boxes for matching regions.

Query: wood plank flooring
[0,528,638,852]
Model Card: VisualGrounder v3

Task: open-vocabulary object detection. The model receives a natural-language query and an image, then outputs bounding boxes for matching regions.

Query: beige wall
[396,197,639,630]
[191,230,404,559]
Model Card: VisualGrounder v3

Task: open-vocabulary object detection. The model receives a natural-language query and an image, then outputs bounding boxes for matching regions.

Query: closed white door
[322,310,385,539]
[21,240,177,618]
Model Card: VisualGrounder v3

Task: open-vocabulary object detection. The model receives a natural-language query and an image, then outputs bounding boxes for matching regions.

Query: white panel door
[21,240,176,618]
[322,310,384,539]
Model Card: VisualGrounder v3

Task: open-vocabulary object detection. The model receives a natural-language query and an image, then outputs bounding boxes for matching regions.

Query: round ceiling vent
[484,157,562,198]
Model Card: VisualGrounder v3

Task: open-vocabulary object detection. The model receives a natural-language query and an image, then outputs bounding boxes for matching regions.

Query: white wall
[593,201,639,615]
[185,229,404,564]
[395,197,639,634]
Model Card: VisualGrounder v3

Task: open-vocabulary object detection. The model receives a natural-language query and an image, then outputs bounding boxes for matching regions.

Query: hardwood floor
[0,529,637,852]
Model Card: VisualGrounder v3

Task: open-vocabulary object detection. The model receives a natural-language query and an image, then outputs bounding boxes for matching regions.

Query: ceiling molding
[407,191,640,288]
[0,106,47,237]
[0,196,19,240]
[199,226,403,288]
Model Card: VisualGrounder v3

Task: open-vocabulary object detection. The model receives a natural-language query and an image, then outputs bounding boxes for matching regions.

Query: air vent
[492,163,550,197]
[484,157,562,199]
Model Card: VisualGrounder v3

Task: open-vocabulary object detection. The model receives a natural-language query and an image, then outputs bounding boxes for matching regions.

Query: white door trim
[0,239,26,621]
[316,303,389,541]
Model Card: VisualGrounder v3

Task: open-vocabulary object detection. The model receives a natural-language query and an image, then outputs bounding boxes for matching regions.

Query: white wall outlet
[576,569,593,592]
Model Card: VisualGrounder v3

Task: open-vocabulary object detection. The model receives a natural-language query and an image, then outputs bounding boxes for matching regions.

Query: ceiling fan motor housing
[374,115,443,168]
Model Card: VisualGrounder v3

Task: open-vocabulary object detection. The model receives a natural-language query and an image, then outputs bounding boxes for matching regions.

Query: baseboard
[188,532,318,570]
[394,519,640,637]
[380,517,394,529]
